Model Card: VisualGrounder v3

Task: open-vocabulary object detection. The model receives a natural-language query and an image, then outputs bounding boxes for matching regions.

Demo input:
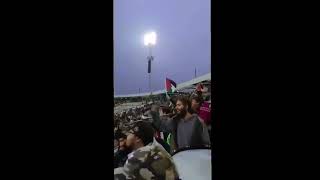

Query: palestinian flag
[196,83,204,92]
[165,78,177,94]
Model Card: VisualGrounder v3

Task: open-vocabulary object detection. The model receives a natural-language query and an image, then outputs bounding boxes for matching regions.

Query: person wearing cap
[114,131,131,168]
[114,120,179,180]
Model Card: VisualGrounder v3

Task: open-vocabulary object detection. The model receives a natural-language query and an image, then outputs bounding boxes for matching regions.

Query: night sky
[114,0,210,95]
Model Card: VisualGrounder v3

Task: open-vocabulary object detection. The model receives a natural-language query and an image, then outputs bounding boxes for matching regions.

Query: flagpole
[165,78,170,100]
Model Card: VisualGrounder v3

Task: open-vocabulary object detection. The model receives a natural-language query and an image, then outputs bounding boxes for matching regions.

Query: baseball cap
[114,131,126,140]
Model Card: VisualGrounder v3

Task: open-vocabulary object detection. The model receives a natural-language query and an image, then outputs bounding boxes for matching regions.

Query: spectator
[198,100,211,126]
[114,120,179,179]
[150,96,210,153]
[114,132,131,168]
[190,95,204,114]
[191,95,211,126]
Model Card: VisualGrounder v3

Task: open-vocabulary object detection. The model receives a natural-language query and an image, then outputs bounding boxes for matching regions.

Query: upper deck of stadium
[114,72,211,98]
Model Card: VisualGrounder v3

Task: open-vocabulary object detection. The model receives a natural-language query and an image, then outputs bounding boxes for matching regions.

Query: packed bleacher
[114,81,213,180]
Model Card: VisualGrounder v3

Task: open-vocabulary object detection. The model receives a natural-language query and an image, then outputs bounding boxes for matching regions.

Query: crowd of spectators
[114,83,213,179]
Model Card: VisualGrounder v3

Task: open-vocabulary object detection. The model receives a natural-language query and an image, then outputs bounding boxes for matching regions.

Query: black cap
[128,120,155,145]
[114,131,126,140]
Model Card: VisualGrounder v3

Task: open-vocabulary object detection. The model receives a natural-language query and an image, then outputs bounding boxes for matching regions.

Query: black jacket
[155,137,171,153]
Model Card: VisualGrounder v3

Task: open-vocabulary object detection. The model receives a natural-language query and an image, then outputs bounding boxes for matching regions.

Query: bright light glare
[144,32,157,46]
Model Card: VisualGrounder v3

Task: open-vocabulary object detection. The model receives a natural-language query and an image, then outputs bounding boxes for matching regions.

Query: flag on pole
[165,78,177,93]
[196,83,204,92]
[165,78,177,100]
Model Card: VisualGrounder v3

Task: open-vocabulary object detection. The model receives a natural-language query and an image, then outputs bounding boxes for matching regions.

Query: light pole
[144,32,157,97]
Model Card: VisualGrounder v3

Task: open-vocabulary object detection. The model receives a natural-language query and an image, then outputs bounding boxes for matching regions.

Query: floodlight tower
[144,32,157,96]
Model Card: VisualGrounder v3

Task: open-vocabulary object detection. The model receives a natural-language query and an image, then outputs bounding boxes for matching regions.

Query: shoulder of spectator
[160,114,171,120]
[194,114,207,127]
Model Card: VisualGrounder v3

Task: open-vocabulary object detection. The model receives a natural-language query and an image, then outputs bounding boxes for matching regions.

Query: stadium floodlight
[144,32,157,46]
[143,31,157,99]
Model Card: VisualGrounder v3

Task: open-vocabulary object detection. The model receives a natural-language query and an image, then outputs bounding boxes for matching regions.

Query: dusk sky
[114,0,210,95]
